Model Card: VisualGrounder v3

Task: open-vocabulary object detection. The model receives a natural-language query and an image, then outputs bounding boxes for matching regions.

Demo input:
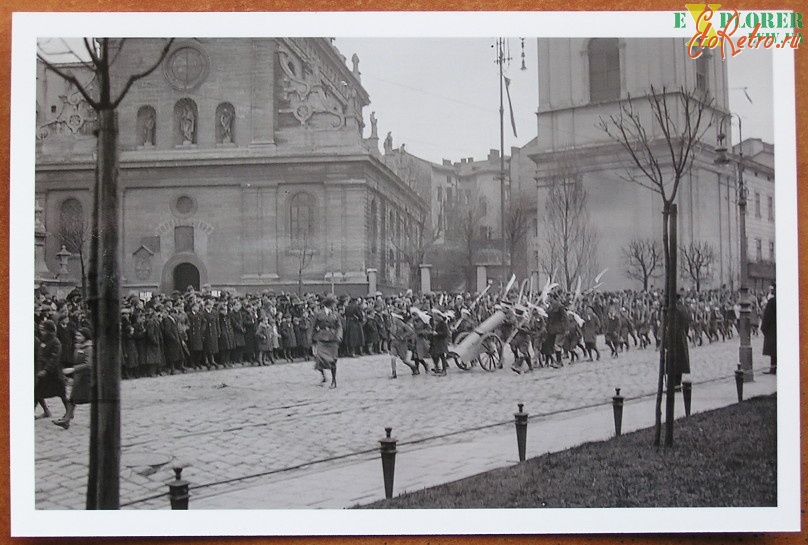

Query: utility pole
[495,38,509,280]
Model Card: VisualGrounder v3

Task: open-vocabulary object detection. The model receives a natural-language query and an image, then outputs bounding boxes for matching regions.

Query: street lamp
[715,113,753,382]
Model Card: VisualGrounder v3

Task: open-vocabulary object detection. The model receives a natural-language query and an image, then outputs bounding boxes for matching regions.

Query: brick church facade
[35,38,428,297]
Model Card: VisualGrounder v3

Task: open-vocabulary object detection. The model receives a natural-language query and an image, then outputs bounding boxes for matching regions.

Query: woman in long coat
[35,319,67,419]
[53,327,93,429]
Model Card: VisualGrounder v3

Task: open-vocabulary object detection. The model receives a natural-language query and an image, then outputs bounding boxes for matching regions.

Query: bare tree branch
[111,38,174,109]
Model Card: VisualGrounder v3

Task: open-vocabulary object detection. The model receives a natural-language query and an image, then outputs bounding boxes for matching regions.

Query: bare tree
[599,85,714,447]
[294,232,316,296]
[389,207,441,292]
[504,201,532,278]
[623,239,662,291]
[539,174,600,290]
[458,203,485,290]
[680,240,715,292]
[38,38,174,509]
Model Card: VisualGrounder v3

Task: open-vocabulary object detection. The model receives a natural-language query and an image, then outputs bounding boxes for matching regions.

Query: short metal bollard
[612,388,624,437]
[168,466,190,510]
[735,364,745,402]
[379,427,397,500]
[682,380,692,417]
[514,403,529,462]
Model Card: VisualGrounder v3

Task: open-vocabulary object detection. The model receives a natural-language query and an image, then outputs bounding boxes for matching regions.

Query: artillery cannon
[447,309,506,372]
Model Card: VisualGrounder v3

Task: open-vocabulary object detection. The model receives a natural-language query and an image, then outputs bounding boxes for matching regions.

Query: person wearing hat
[429,308,451,376]
[410,307,432,374]
[53,327,93,429]
[35,319,68,420]
[388,311,417,378]
[203,299,220,369]
[144,307,165,377]
[312,295,342,388]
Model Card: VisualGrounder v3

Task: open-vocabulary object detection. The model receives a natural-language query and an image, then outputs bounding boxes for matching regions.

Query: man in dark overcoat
[761,284,777,374]
[187,301,207,369]
[161,302,185,374]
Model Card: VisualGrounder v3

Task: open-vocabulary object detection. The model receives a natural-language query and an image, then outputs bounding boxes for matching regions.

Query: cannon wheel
[448,352,471,371]
[450,332,473,370]
[478,333,502,372]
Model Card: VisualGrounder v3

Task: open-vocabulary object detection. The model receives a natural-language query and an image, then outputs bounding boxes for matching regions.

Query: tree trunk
[664,204,679,447]
[653,205,671,447]
[86,109,122,509]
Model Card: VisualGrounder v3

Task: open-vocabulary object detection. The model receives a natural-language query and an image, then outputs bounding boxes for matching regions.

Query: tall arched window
[588,38,620,102]
[136,105,157,146]
[59,198,85,253]
[370,198,378,254]
[290,192,314,248]
[174,98,198,145]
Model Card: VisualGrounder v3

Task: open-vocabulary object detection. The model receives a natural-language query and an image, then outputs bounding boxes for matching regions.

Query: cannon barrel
[449,310,506,364]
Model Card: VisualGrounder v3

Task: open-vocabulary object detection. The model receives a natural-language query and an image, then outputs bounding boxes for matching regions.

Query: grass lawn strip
[360,394,777,509]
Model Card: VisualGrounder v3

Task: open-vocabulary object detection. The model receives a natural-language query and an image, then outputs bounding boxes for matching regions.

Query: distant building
[521,37,776,292]
[35,38,427,297]
[734,138,776,291]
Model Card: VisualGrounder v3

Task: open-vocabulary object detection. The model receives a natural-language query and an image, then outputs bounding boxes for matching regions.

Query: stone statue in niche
[383,131,393,154]
[370,111,378,139]
[143,111,155,146]
[180,104,195,144]
[219,107,233,143]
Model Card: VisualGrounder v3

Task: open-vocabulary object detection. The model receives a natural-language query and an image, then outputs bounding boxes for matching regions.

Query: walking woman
[312,296,343,388]
[53,328,93,430]
[35,319,68,419]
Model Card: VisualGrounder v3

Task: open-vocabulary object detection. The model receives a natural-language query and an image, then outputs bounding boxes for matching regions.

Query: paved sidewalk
[191,373,777,509]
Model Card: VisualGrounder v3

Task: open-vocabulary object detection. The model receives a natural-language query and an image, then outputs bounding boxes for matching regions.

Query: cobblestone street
[34,334,767,510]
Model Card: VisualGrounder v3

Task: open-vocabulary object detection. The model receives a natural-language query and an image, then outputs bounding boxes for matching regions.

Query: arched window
[59,198,85,253]
[137,105,157,146]
[370,198,378,254]
[215,102,235,144]
[588,38,620,102]
[290,192,315,248]
[174,98,198,145]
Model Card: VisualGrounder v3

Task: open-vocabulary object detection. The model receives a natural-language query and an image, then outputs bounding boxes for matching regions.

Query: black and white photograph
[10,10,800,536]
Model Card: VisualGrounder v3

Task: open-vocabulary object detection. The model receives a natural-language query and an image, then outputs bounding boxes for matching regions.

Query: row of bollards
[168,372,744,507]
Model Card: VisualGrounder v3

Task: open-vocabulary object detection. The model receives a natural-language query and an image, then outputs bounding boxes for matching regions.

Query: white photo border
[10,10,800,536]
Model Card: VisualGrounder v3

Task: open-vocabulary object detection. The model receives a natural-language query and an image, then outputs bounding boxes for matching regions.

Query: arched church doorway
[173,262,200,292]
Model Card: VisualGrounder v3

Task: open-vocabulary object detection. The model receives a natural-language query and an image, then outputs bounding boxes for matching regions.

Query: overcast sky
[334,38,774,164]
